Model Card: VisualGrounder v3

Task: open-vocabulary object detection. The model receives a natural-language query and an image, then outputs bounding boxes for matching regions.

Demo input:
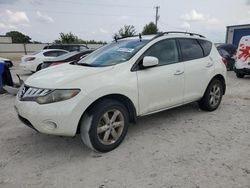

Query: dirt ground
[0,65,250,188]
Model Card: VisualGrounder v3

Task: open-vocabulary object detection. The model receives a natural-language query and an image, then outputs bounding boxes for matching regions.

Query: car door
[178,38,214,102]
[136,39,185,115]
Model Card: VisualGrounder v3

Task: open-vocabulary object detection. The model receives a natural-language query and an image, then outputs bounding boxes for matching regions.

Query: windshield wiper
[76,63,100,67]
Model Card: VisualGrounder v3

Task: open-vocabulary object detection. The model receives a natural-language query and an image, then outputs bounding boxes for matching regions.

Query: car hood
[25,63,114,88]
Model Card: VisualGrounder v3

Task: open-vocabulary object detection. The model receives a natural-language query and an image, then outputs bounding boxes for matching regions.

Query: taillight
[50,62,63,67]
[25,57,36,61]
[248,62,250,65]
[222,58,228,66]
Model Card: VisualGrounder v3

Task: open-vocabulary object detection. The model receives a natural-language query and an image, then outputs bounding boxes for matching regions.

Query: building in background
[0,36,12,43]
[226,24,250,47]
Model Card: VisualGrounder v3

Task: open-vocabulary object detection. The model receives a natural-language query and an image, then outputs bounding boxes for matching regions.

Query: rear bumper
[234,68,250,75]
[19,63,36,72]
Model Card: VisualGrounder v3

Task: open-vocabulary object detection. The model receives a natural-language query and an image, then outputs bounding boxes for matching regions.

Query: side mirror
[142,56,159,68]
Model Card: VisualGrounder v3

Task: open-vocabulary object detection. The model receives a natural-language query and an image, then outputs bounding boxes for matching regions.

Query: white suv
[15,32,227,152]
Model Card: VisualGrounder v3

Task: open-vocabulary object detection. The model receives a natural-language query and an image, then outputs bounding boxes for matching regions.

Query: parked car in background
[217,48,235,71]
[41,49,94,69]
[20,49,68,72]
[43,44,89,52]
[234,35,250,78]
[15,32,226,152]
[0,57,13,68]
[217,44,237,71]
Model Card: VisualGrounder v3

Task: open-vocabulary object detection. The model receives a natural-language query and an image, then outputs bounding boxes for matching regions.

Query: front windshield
[78,39,149,66]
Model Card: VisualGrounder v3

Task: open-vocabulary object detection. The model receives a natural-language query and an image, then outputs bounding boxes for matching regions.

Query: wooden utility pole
[155,6,160,29]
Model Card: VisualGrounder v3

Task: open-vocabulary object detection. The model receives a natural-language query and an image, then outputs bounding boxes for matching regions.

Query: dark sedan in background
[43,44,89,52]
[217,44,237,71]
[41,49,94,69]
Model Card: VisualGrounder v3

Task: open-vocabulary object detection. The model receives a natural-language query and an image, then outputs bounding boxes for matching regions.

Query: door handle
[174,70,184,75]
[206,62,213,68]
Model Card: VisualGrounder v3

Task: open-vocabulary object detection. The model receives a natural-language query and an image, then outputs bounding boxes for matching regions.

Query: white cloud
[181,10,205,22]
[99,28,109,34]
[36,11,54,23]
[180,9,221,28]
[180,22,191,30]
[120,16,128,20]
[0,9,30,30]
[0,22,17,30]
[6,9,29,25]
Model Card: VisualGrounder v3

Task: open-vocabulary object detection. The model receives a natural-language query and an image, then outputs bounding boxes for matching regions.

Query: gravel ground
[0,66,250,188]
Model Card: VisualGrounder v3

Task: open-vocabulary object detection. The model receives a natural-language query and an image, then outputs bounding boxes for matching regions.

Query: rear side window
[80,46,88,51]
[65,46,79,52]
[198,40,212,56]
[144,39,179,65]
[179,39,204,61]
[43,51,67,57]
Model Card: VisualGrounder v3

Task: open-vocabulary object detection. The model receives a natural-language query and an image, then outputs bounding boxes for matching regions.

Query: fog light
[44,121,57,130]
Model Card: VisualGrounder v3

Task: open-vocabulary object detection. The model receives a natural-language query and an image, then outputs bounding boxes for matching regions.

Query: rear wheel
[199,79,223,111]
[80,99,129,152]
[236,73,244,78]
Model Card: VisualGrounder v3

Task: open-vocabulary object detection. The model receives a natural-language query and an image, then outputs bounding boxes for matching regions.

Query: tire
[236,73,244,78]
[80,99,129,152]
[199,79,223,111]
[36,64,42,72]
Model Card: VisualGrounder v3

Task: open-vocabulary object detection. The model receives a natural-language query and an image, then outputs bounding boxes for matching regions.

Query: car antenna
[139,33,142,41]
[114,36,118,43]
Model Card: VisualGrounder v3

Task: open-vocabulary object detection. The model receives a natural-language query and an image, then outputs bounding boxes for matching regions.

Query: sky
[0,0,250,43]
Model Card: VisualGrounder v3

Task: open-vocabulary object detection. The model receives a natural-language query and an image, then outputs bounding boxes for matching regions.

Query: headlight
[18,85,80,104]
[36,89,80,104]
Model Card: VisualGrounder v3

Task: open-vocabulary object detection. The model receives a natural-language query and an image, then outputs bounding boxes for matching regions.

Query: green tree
[5,31,31,43]
[142,22,158,35]
[115,25,137,38]
[55,32,80,44]
[54,32,107,44]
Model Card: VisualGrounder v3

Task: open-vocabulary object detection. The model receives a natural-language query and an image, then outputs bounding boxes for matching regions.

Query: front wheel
[199,79,223,111]
[36,64,42,72]
[80,99,129,152]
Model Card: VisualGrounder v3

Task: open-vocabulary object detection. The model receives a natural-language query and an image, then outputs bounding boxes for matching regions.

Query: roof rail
[113,34,143,42]
[153,31,205,39]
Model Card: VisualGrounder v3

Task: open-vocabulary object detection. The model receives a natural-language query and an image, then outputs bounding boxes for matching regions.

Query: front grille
[18,85,52,101]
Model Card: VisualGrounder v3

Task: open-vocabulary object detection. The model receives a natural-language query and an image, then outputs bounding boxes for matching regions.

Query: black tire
[236,73,244,78]
[36,64,42,72]
[199,79,223,111]
[80,99,129,152]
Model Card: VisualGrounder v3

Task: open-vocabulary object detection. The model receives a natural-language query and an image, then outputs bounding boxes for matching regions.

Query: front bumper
[234,68,250,75]
[15,95,86,136]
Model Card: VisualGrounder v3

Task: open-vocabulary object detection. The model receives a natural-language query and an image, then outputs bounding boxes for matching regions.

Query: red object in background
[238,46,250,61]
[50,62,64,67]
[222,58,228,66]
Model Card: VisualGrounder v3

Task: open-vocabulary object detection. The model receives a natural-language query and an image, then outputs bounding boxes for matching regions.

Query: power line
[34,0,153,9]
[14,8,154,18]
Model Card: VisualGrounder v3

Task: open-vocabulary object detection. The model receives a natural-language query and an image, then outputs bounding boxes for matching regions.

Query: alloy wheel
[97,109,125,145]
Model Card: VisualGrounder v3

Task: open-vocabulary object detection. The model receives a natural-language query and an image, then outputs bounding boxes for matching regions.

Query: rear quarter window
[198,40,212,56]
[178,38,204,61]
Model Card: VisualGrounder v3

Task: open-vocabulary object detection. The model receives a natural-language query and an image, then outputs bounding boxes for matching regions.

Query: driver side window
[144,39,179,65]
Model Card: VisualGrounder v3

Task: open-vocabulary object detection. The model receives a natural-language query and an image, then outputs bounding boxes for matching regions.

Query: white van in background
[234,36,250,78]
